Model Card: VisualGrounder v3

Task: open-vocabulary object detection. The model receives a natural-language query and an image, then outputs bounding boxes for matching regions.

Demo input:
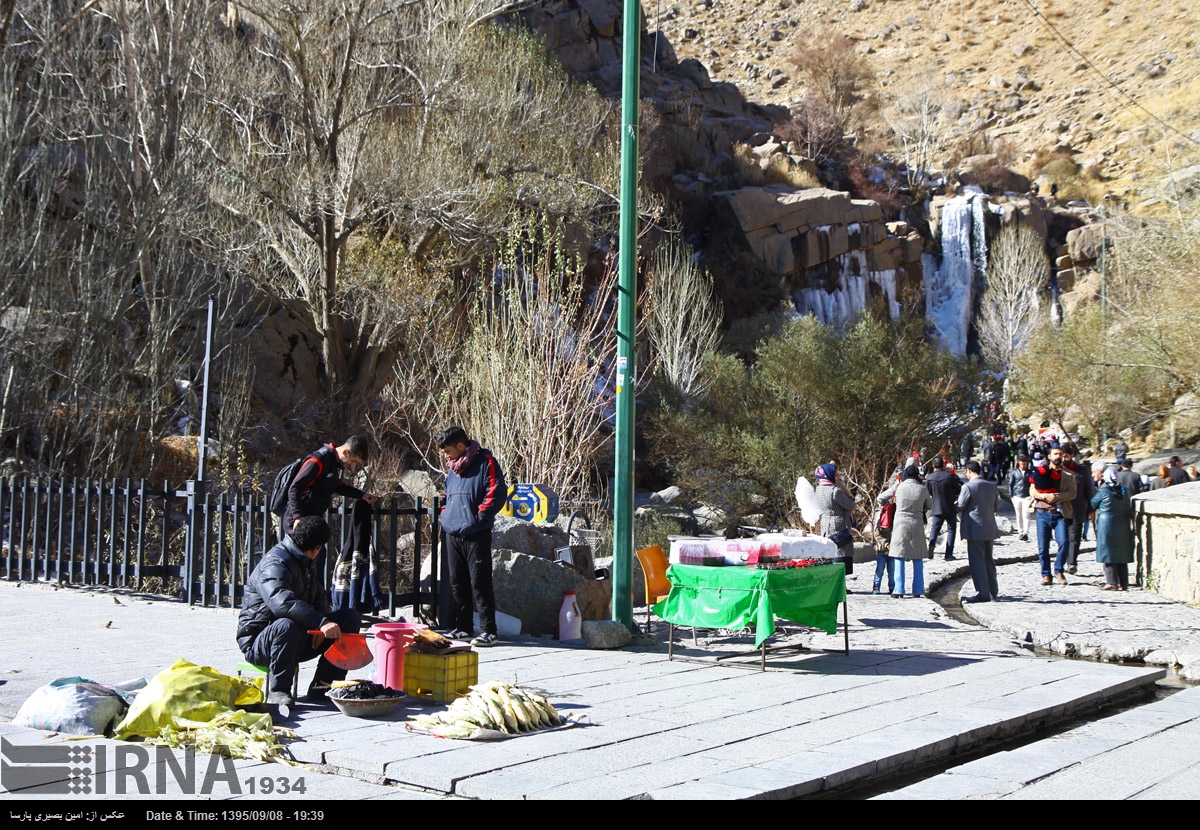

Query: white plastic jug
[558,590,582,641]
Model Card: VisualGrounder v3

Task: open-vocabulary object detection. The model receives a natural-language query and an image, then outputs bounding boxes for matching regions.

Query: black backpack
[267,457,306,517]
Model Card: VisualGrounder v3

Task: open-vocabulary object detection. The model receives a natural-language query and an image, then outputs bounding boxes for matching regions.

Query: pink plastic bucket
[370,622,427,691]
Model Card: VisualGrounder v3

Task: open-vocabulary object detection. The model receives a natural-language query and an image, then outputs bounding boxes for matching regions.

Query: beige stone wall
[1135,512,1200,606]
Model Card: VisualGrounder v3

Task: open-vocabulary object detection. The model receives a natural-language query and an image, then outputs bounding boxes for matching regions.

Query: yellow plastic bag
[114,658,264,739]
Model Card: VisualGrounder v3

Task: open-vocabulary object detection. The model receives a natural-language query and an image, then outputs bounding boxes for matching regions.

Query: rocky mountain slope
[647,0,1200,209]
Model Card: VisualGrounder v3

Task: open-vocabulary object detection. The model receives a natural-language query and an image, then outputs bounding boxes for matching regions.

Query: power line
[1015,0,1199,146]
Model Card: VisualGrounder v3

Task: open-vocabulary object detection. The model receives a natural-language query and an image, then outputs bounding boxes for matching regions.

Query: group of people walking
[815,431,1156,605]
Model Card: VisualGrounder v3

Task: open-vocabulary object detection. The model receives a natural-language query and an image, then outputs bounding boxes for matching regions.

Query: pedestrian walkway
[0,579,1180,800]
[876,686,1200,799]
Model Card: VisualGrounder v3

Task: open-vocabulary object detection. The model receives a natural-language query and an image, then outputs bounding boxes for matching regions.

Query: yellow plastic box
[403,650,479,704]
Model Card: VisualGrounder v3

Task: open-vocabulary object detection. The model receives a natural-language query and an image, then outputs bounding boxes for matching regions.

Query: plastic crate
[403,650,479,704]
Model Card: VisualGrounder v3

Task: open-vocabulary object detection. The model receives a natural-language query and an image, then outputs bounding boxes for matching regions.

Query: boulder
[491,549,613,635]
[1171,392,1200,446]
[594,555,647,605]
[399,469,438,501]
[491,514,569,560]
[1066,222,1110,265]
[581,620,632,649]
[650,485,687,506]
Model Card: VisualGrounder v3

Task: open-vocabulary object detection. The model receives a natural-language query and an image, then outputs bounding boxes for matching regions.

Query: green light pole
[612,0,641,632]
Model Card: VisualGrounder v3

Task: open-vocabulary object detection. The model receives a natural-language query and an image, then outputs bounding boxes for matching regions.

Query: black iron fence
[0,476,441,619]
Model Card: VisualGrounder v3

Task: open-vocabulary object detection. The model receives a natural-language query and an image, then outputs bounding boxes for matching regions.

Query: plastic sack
[113,658,264,740]
[14,677,140,736]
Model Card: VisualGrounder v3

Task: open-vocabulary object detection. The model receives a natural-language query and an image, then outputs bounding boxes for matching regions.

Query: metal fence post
[185,479,205,605]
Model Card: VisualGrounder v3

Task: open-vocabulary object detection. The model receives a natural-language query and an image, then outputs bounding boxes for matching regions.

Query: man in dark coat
[926,456,962,561]
[283,436,377,533]
[1063,446,1096,574]
[438,425,507,647]
[957,462,1000,602]
[1167,456,1191,486]
[1117,457,1143,500]
[236,518,362,710]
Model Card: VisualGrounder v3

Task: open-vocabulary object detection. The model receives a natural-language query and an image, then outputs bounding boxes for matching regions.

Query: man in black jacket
[926,456,962,560]
[437,425,507,648]
[236,518,361,710]
[283,436,377,532]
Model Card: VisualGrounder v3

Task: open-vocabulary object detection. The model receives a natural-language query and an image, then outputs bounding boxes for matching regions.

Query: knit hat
[815,463,837,484]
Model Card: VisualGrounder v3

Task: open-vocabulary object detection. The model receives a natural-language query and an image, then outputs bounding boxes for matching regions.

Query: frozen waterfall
[922,190,991,355]
[792,250,902,326]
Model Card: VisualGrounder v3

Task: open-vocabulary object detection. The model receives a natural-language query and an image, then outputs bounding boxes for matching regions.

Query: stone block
[717,187,783,233]
[866,238,901,271]
[848,199,884,223]
[581,620,632,649]
[759,231,796,275]
[901,231,925,263]
[830,224,849,259]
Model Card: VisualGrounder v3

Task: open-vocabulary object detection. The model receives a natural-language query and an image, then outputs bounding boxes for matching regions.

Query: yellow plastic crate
[403,650,479,704]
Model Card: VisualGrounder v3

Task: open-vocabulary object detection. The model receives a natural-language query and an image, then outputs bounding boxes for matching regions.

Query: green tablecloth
[653,563,846,648]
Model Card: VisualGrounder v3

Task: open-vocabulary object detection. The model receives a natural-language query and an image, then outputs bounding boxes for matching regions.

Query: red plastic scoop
[309,631,374,670]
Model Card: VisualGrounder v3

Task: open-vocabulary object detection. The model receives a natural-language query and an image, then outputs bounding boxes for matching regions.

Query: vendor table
[652,562,848,669]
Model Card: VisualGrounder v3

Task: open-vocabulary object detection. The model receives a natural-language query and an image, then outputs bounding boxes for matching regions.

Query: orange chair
[635,545,675,635]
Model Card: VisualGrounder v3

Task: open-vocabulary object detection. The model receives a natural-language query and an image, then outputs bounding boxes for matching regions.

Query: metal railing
[0,476,440,620]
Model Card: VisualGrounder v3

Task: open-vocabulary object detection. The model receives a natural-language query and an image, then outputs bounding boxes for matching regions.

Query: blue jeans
[873,553,895,593]
[927,514,957,557]
[892,558,924,596]
[1035,509,1068,576]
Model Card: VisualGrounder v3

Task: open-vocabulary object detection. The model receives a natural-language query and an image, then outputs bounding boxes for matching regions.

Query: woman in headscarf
[1091,466,1135,591]
[888,465,933,597]
[814,462,857,579]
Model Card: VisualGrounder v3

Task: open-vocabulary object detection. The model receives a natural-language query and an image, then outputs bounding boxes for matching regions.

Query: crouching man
[236,517,361,710]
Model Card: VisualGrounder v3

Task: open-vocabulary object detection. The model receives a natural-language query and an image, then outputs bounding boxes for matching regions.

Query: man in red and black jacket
[283,436,377,532]
[437,425,506,648]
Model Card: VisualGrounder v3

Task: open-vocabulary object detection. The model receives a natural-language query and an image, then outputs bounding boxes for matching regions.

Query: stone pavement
[1,571,1191,801]
[876,685,1200,799]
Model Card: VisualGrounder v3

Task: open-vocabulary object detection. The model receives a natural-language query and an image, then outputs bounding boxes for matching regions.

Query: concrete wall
[1132,483,1200,605]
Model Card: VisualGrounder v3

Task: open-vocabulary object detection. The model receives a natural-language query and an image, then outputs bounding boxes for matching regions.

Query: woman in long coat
[1091,466,1135,591]
[888,465,933,597]
[814,463,856,577]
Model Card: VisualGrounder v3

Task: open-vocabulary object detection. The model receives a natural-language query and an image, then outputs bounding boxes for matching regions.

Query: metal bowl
[328,693,405,719]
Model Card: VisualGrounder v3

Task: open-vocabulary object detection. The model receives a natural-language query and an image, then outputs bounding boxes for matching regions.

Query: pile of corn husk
[143,710,301,766]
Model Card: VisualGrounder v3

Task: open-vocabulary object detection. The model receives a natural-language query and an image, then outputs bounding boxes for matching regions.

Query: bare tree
[0,1,230,476]
[645,237,723,400]
[383,219,619,504]
[978,222,1047,373]
[887,82,946,189]
[200,0,619,417]
[791,33,874,129]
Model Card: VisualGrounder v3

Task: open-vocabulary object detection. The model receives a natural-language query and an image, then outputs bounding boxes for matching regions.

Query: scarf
[448,440,480,475]
[1103,466,1122,489]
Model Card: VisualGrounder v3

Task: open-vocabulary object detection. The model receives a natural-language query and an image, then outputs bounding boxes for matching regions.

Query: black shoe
[304,683,333,704]
[1019,533,1028,542]
[445,629,472,640]
[963,594,992,603]
[472,632,499,648]
[944,554,956,561]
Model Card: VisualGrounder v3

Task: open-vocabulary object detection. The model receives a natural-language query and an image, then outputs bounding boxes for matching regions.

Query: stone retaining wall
[1133,483,1200,605]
